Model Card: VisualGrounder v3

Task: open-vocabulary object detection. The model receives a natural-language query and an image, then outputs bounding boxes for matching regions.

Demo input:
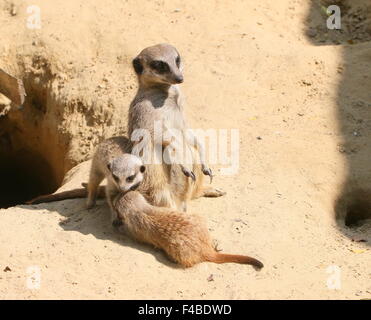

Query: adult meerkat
[112,176,263,269]
[129,43,225,211]
[29,44,225,212]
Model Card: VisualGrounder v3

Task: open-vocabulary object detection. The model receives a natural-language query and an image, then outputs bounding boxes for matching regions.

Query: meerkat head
[132,43,184,86]
[107,154,146,193]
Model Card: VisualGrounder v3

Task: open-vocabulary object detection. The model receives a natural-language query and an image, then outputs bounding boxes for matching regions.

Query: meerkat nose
[175,75,184,83]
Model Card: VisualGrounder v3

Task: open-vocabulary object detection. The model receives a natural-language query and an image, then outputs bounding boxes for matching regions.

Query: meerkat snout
[107,154,145,194]
[132,43,184,86]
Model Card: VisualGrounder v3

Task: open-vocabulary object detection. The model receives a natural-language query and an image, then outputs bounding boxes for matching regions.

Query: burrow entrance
[0,145,57,208]
[336,189,371,228]
[0,74,67,208]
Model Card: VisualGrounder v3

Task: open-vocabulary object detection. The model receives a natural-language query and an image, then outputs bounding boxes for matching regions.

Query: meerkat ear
[140,165,146,173]
[132,57,143,75]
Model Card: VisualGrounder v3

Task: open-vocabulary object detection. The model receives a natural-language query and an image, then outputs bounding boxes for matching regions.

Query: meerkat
[29,44,226,213]
[29,149,262,268]
[111,168,263,269]
[27,136,191,221]
[129,43,225,211]
[85,137,146,221]
[27,136,143,222]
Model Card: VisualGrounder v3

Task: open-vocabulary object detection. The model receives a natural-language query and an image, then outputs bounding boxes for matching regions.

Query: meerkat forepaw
[202,166,213,183]
[112,218,123,228]
[181,167,196,182]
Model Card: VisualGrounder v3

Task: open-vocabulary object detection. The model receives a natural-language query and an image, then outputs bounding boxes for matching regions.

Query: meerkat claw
[191,172,196,181]
[112,218,123,228]
[202,167,213,183]
[182,167,196,181]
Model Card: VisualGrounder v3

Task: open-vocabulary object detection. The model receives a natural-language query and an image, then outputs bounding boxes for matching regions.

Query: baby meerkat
[113,187,263,269]
[27,136,190,222]
[85,137,145,220]
[27,137,144,222]
[129,43,225,211]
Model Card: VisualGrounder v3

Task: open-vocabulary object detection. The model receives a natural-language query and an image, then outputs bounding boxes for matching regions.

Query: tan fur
[129,43,225,211]
[26,135,223,208]
[86,137,145,221]
[114,191,263,268]
[27,44,225,212]
[28,148,262,268]
[86,137,131,209]
[27,187,94,204]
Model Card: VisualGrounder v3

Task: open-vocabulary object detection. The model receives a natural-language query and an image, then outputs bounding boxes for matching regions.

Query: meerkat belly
[139,165,176,208]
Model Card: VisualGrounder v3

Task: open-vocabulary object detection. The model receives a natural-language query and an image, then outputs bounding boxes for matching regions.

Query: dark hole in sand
[0,147,57,208]
[343,191,371,227]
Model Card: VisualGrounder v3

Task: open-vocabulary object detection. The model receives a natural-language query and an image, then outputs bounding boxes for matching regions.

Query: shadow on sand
[305,0,371,243]
[19,199,181,269]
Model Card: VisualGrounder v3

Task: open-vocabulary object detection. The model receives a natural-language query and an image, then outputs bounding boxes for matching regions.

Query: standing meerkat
[110,158,263,269]
[28,44,225,213]
[129,43,225,211]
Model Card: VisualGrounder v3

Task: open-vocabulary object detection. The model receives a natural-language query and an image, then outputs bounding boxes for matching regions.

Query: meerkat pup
[27,136,191,221]
[27,137,143,222]
[111,156,263,269]
[129,43,225,211]
[86,137,146,222]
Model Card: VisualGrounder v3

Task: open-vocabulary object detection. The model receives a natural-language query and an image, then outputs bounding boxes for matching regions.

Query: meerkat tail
[26,186,106,204]
[206,252,264,268]
[26,188,87,204]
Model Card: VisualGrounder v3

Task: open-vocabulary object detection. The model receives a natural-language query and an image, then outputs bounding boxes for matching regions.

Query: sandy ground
[0,0,370,299]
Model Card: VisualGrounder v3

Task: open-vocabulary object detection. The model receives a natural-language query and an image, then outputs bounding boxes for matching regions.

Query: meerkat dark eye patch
[133,57,143,74]
[149,60,170,74]
[126,175,136,183]
[112,174,120,183]
[176,56,181,68]
[140,165,146,173]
